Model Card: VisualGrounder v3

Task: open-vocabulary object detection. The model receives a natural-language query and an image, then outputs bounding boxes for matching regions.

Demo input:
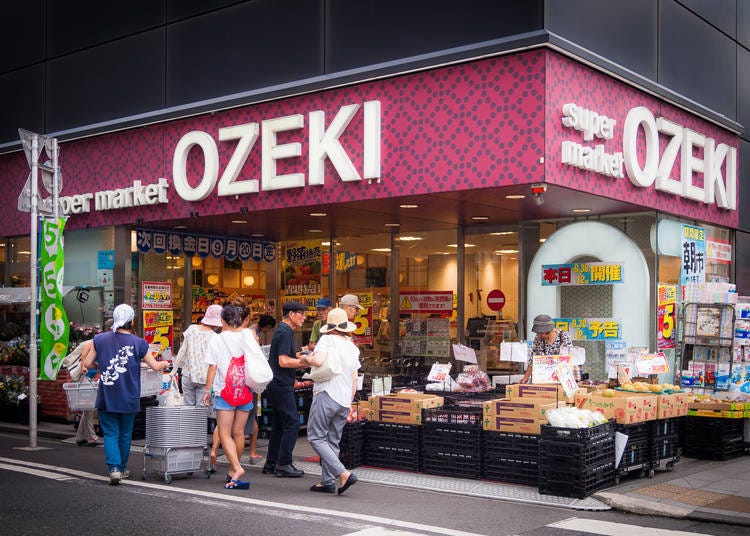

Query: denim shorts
[214,395,254,412]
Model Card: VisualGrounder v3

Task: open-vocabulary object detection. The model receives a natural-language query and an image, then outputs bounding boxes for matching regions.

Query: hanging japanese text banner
[40,217,70,380]
[657,284,677,349]
[681,224,706,287]
[136,229,276,263]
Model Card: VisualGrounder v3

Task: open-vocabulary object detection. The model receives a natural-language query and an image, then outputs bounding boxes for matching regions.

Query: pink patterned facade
[0,49,738,237]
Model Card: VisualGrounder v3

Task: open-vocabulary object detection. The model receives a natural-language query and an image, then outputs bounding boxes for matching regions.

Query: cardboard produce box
[367,408,423,425]
[687,408,745,418]
[483,397,562,420]
[368,393,444,412]
[687,400,749,411]
[482,414,544,434]
[505,383,586,403]
[575,393,656,424]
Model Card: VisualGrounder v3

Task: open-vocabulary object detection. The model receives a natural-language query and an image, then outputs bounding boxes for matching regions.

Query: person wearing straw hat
[83,303,170,485]
[302,307,362,495]
[173,304,223,407]
[521,314,572,384]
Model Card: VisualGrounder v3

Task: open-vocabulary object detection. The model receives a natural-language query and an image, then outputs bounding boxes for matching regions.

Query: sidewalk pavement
[2,419,749,526]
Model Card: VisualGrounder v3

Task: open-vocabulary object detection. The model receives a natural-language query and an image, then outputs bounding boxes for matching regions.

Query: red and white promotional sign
[486,289,506,311]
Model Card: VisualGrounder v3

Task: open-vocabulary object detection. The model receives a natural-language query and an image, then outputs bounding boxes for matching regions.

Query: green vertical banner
[40,217,69,380]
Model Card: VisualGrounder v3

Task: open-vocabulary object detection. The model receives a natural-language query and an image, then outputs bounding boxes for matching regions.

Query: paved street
[1,430,748,536]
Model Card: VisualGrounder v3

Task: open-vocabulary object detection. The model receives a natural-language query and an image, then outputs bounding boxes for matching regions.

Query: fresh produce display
[616,381,681,394]
[546,406,609,428]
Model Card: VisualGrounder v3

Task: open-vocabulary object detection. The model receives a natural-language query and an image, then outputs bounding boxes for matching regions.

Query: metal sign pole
[29,134,39,448]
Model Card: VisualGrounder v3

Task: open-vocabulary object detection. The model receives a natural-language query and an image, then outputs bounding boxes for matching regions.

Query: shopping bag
[244,338,273,394]
[305,346,343,383]
[221,355,253,406]
[163,376,185,407]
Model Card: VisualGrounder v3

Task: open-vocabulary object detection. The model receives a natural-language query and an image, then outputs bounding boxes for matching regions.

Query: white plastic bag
[162,376,184,407]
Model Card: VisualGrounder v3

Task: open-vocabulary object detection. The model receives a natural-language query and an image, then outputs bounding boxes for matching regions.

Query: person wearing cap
[307,297,333,351]
[82,303,170,485]
[521,314,573,384]
[339,294,364,322]
[303,307,362,495]
[262,301,310,478]
[173,303,223,407]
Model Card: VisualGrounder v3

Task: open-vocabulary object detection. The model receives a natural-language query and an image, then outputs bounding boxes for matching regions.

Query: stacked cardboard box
[574,392,657,424]
[367,392,444,424]
[482,398,563,435]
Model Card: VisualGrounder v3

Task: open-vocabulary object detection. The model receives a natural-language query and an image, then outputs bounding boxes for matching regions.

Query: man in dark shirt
[262,301,310,477]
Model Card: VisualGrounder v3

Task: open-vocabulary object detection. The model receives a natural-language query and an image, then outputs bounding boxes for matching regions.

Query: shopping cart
[142,406,208,484]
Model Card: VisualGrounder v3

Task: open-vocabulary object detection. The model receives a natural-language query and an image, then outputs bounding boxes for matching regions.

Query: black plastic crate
[539,439,614,471]
[340,421,366,449]
[422,423,482,454]
[339,449,365,470]
[684,416,744,436]
[365,421,421,448]
[651,417,683,438]
[538,469,615,499]
[365,445,420,471]
[615,421,652,442]
[538,457,615,481]
[618,437,651,471]
[483,457,538,485]
[540,420,614,443]
[422,451,482,479]
[482,431,540,460]
[684,437,745,461]
[422,406,483,426]
[651,434,680,461]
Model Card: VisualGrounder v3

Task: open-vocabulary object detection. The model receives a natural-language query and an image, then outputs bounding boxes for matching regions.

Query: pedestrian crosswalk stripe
[548,517,713,536]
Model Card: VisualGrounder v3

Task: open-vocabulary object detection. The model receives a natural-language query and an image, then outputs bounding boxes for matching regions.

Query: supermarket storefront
[0,48,739,383]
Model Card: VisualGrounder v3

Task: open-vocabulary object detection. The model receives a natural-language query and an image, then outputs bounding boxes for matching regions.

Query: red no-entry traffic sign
[486,289,506,311]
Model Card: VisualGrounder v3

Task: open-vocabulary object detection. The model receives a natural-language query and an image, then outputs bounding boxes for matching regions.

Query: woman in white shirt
[173,304,222,405]
[302,307,361,495]
[202,303,262,490]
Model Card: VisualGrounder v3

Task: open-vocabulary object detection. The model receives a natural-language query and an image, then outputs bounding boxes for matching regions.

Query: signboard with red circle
[486,289,506,311]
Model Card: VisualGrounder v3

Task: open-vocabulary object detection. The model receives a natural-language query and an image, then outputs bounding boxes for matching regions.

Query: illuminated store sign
[561,103,737,210]
[56,100,381,215]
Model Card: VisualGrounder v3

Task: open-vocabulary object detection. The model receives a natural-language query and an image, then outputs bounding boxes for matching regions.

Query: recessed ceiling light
[18,250,31,255]
[384,223,401,227]
[495,249,519,254]
[371,248,391,253]
[251,233,264,237]
[490,231,516,236]
[321,241,341,246]
[539,238,547,243]
[231,220,247,224]
[309,212,327,217]
[308,229,323,233]
[397,236,423,241]
[505,194,526,199]
[174,225,187,229]
[446,243,476,248]
[471,216,489,221]
[399,204,418,209]
[572,208,591,213]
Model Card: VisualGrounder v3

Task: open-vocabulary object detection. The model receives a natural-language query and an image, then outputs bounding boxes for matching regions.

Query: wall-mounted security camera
[531,183,547,206]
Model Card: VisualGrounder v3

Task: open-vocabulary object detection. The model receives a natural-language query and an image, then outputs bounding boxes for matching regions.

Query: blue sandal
[225,479,250,490]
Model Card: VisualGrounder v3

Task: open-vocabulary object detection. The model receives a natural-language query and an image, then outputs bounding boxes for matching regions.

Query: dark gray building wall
[0,0,747,229]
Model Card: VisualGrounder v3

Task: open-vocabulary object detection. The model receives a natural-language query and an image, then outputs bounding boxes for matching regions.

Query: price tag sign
[532,354,572,384]
[427,363,452,382]
[553,361,578,399]
[635,352,670,375]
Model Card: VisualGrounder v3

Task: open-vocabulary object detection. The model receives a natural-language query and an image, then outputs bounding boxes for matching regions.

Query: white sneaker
[121,469,131,480]
[109,470,122,485]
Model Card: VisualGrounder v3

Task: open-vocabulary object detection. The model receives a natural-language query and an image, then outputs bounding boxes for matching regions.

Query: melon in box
[575,392,656,424]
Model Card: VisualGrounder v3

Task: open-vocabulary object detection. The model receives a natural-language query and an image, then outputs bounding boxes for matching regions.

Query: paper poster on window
[634,352,670,375]
[681,224,706,286]
[141,281,172,310]
[657,284,677,349]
